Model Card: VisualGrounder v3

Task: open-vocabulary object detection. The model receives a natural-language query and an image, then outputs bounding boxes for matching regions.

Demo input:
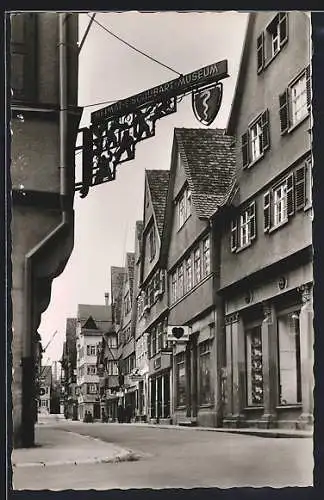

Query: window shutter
[306,64,311,110]
[261,109,270,151]
[147,334,151,359]
[263,192,271,232]
[241,131,250,168]
[279,90,289,135]
[257,32,265,73]
[287,174,295,216]
[248,202,256,240]
[11,13,37,102]
[295,165,306,210]
[279,12,288,47]
[230,219,238,252]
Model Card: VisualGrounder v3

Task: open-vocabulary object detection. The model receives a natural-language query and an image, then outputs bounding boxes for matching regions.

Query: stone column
[224,317,233,420]
[185,342,191,418]
[260,302,277,428]
[298,284,314,429]
[230,313,245,426]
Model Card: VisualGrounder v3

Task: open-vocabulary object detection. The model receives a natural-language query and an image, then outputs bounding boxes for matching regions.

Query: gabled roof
[146,169,170,237]
[226,13,255,135]
[111,266,125,326]
[77,304,113,333]
[83,316,98,330]
[174,128,236,218]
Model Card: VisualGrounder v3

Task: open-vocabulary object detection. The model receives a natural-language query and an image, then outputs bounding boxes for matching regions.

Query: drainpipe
[21,12,71,447]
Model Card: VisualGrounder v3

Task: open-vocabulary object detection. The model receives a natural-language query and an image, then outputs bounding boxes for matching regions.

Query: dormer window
[177,186,192,229]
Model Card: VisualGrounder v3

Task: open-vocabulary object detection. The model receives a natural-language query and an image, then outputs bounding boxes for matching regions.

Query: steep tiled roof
[175,128,236,218]
[111,266,125,326]
[146,169,170,236]
[78,304,113,333]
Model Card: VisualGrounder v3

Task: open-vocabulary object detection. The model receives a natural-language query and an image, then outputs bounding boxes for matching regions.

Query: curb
[99,422,312,438]
[12,449,139,468]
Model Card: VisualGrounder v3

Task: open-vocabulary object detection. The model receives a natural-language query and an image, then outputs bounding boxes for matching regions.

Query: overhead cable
[87,13,182,76]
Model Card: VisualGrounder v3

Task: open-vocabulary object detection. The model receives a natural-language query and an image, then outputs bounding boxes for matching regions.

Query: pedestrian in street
[117,404,123,423]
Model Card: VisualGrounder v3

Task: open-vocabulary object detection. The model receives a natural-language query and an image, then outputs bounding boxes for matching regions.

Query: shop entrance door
[186,335,198,420]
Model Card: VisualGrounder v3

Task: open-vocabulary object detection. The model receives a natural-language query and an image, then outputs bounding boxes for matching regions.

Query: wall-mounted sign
[153,357,161,371]
[75,60,229,198]
[192,82,223,126]
[167,326,190,342]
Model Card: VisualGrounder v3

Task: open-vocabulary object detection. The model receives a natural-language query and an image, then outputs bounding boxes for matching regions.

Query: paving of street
[12,417,313,490]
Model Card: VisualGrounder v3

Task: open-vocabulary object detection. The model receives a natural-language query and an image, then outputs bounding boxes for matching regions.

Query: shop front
[223,267,313,430]
[172,312,219,428]
[148,353,172,424]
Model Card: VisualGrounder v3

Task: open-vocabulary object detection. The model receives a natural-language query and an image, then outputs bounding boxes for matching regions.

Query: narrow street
[12,417,313,490]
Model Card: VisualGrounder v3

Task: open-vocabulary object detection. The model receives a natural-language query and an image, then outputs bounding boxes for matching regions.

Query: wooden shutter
[261,109,270,151]
[306,64,311,110]
[257,32,265,73]
[10,13,37,102]
[279,12,288,47]
[287,174,294,216]
[295,165,306,210]
[241,131,250,168]
[263,192,271,232]
[147,334,151,359]
[248,202,256,240]
[230,219,238,252]
[279,90,289,134]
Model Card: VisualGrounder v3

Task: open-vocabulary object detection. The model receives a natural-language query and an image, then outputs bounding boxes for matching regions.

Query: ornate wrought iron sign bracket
[75,59,229,198]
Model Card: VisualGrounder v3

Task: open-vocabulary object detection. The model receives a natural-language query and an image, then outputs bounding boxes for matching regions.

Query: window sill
[243,406,264,411]
[234,241,253,254]
[177,214,192,233]
[199,403,214,409]
[262,39,288,72]
[175,405,186,410]
[286,113,310,135]
[268,218,289,234]
[276,404,302,410]
[244,152,265,170]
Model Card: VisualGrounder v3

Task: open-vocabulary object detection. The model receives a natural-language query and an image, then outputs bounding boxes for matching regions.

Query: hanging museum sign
[75,59,229,198]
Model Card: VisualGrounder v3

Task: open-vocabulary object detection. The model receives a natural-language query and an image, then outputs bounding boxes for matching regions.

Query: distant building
[38,365,52,414]
[76,301,113,420]
[61,318,78,419]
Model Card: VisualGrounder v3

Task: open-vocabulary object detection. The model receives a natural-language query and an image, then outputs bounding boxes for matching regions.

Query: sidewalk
[88,421,312,438]
[11,424,137,468]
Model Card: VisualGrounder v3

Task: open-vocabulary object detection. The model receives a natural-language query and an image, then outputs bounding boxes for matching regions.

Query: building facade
[38,365,52,414]
[10,12,81,446]
[61,317,78,419]
[221,12,313,429]
[161,128,236,427]
[76,301,113,420]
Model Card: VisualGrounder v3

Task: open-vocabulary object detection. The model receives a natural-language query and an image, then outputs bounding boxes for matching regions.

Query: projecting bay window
[245,326,264,406]
[231,202,256,252]
[199,340,212,406]
[242,111,270,168]
[279,66,311,133]
[176,352,186,407]
[264,163,307,232]
[277,310,302,405]
[257,13,288,73]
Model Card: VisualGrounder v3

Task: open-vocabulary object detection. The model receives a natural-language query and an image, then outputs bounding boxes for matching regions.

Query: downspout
[22,13,71,446]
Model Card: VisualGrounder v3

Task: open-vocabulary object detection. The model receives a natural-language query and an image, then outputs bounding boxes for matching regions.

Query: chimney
[104,293,109,306]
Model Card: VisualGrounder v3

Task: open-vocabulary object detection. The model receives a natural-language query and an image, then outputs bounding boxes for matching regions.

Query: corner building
[220,12,313,429]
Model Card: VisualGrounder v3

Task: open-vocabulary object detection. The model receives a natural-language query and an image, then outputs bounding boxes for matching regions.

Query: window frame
[279,66,311,135]
[257,12,288,73]
[199,340,212,406]
[242,110,270,169]
[231,201,256,253]
[177,185,192,230]
[245,326,264,407]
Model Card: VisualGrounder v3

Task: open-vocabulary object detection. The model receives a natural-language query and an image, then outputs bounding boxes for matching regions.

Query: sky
[38,11,248,364]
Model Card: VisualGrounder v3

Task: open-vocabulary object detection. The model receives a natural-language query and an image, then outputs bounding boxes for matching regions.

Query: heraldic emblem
[192,82,223,126]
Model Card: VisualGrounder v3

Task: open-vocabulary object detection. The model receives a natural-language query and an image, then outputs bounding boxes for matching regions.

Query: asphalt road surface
[13,420,313,490]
